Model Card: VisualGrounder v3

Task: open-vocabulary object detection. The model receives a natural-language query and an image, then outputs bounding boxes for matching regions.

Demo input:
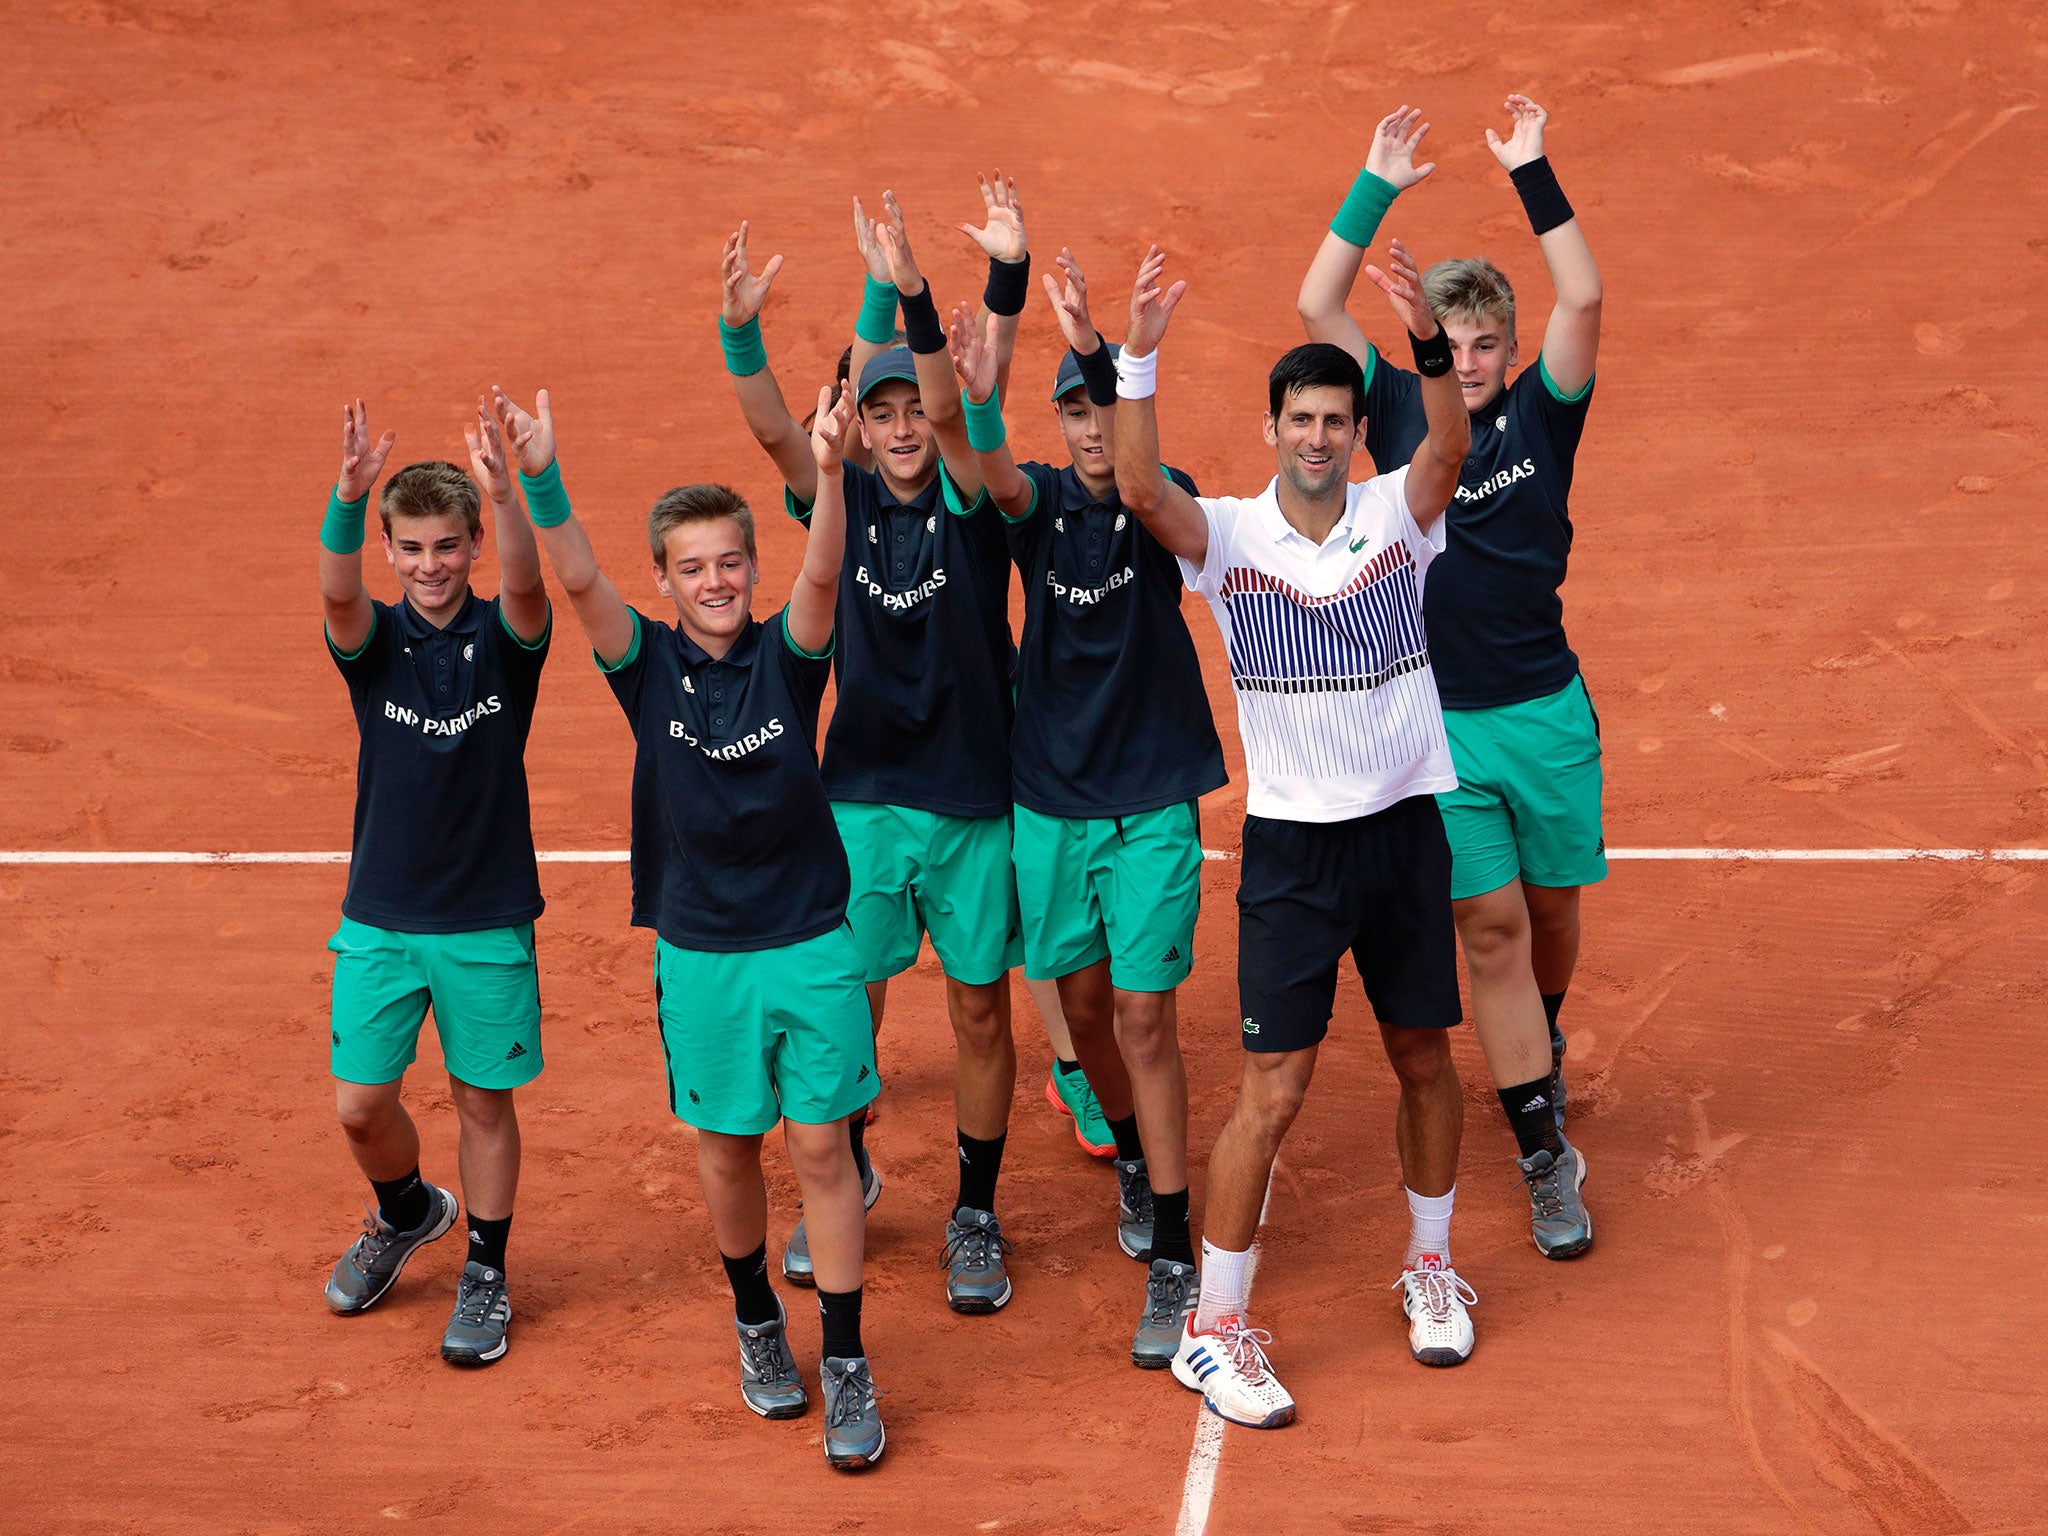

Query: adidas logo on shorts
[505,1042,528,1061]
[857,1064,871,1083]
[1162,944,1182,963]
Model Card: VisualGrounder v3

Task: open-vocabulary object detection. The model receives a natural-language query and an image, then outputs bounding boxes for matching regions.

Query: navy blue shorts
[1236,795,1461,1052]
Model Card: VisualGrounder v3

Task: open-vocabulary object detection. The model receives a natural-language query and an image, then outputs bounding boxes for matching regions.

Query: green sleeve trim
[718,315,768,377]
[519,459,573,528]
[594,609,644,674]
[497,598,552,650]
[325,606,377,661]
[780,608,835,661]
[855,276,900,346]
[320,486,370,554]
[1537,353,1594,404]
[1360,341,1379,395]
[1000,472,1040,525]
[1330,168,1398,248]
[939,464,988,519]
[783,483,814,523]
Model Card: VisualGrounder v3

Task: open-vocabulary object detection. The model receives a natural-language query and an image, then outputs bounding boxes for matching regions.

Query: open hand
[1364,238,1438,338]
[1486,94,1548,170]
[338,399,396,503]
[870,190,923,293]
[463,395,512,502]
[810,384,857,472]
[1040,248,1097,354]
[949,304,1000,403]
[1125,245,1187,359]
[957,170,1025,263]
[1366,105,1436,190]
[490,386,557,475]
[721,221,783,327]
[853,195,893,283]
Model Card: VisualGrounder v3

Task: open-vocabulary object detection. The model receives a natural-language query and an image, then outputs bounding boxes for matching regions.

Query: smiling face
[1264,383,1364,502]
[857,380,938,498]
[654,516,757,653]
[382,511,481,624]
[1053,390,1112,494]
[1441,309,1516,415]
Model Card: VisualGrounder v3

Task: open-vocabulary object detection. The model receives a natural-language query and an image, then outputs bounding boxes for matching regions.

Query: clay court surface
[5,2,2046,1532]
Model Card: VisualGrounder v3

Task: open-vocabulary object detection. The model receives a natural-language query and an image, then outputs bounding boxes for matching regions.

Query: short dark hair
[1267,343,1365,423]
[379,460,481,535]
[648,483,756,567]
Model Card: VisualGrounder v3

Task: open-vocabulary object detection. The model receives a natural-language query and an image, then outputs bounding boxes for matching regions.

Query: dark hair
[1267,343,1365,423]
[379,460,481,534]
[648,483,756,566]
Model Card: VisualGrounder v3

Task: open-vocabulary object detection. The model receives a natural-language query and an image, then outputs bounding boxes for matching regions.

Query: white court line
[1174,1241,1257,1536]
[0,847,2043,865]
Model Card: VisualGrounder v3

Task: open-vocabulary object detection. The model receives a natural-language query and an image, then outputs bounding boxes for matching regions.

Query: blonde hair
[1423,257,1516,335]
[379,461,481,534]
[648,483,756,567]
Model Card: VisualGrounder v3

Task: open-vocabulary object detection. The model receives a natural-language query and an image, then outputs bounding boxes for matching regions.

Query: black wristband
[1077,338,1118,407]
[899,284,946,354]
[983,253,1031,318]
[1409,326,1453,377]
[1509,155,1575,236]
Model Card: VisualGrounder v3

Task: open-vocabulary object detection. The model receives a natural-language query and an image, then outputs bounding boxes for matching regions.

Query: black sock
[1542,990,1568,1059]
[371,1168,431,1232]
[1499,1075,1564,1160]
[956,1129,1005,1214]
[818,1285,865,1361]
[467,1213,511,1274]
[722,1242,780,1326]
[1106,1112,1145,1164]
[848,1112,871,1183]
[1054,1056,1084,1078]
[1150,1186,1195,1265]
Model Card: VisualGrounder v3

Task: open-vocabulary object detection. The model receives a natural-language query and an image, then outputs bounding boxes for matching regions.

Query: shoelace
[1392,1266,1478,1322]
[1118,1165,1155,1223]
[939,1221,1014,1272]
[1215,1321,1278,1386]
[452,1274,505,1327]
[826,1363,882,1428]
[739,1327,796,1385]
[351,1204,396,1263]
[1146,1270,1195,1326]
[1518,1156,1566,1218]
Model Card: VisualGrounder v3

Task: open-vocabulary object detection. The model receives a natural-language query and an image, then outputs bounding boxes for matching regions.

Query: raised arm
[719,222,819,506]
[873,191,985,501]
[950,306,1032,518]
[1364,239,1470,533]
[1110,246,1207,564]
[1297,106,1437,369]
[956,170,1028,403]
[491,387,638,667]
[465,395,548,643]
[319,399,395,655]
[786,386,856,657]
[1487,94,1601,396]
[850,195,900,427]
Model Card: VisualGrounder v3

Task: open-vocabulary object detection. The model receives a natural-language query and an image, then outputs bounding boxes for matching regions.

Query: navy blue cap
[1052,340,1120,401]
[857,346,921,404]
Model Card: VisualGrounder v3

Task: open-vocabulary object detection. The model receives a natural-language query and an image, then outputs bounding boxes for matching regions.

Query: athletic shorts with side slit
[328,918,543,1089]
[1235,795,1461,1052]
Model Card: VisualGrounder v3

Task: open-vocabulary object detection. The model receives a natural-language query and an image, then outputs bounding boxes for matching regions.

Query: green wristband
[1330,168,1399,248]
[518,459,573,529]
[856,275,900,345]
[963,389,1007,453]
[320,486,369,554]
[718,315,768,377]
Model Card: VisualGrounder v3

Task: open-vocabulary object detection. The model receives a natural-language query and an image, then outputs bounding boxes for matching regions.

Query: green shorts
[1012,800,1202,992]
[653,925,879,1135]
[328,918,543,1090]
[1438,674,1608,900]
[830,801,1022,986]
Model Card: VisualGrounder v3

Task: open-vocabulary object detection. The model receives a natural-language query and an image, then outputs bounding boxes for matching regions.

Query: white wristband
[1115,347,1159,400]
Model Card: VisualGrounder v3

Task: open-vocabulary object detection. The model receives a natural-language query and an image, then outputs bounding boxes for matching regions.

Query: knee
[1383,1030,1456,1093]
[949,984,1011,1052]
[451,1082,515,1136]
[1235,1060,1310,1143]
[335,1085,399,1138]
[782,1125,854,1188]
[1456,902,1530,975]
[1114,995,1176,1067]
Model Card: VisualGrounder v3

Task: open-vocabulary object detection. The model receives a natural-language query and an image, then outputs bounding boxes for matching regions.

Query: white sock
[1404,1186,1455,1269]
[1194,1240,1251,1332]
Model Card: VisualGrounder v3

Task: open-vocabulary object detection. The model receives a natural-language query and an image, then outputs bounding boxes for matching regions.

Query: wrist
[1407,326,1452,378]
[718,314,768,377]
[1509,155,1574,236]
[518,458,573,528]
[982,251,1031,317]
[1330,167,1399,248]
[1075,339,1118,408]
[1114,346,1159,401]
[962,388,1007,452]
[855,274,900,345]
[321,485,370,554]
[898,284,946,355]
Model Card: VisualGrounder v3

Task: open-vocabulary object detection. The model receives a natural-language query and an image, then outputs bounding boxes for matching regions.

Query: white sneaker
[1170,1314,1296,1428]
[1392,1254,1476,1367]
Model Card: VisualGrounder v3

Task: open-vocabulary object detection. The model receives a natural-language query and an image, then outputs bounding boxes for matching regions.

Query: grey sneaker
[737,1301,808,1419]
[1115,1157,1154,1262]
[325,1184,458,1315]
[784,1156,883,1286]
[820,1356,886,1469]
[1132,1258,1198,1369]
[1549,1021,1568,1132]
[940,1207,1014,1313]
[441,1260,512,1366]
[1518,1138,1593,1260]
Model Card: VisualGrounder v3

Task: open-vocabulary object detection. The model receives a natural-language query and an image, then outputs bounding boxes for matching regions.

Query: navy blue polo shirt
[1362,347,1595,709]
[787,463,1014,818]
[1007,463,1225,818]
[328,592,550,932]
[600,606,849,953]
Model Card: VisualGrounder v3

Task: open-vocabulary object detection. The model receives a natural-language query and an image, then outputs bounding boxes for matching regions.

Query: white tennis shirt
[1179,467,1457,822]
